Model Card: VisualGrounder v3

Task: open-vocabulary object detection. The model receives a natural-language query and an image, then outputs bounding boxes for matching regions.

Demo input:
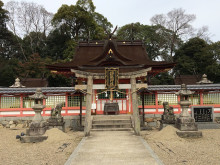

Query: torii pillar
[84,76,93,136]
[131,76,140,135]
[71,69,104,136]
[119,68,151,135]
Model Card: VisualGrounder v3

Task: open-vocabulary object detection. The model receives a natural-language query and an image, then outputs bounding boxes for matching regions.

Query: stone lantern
[175,84,202,138]
[28,88,47,123]
[20,88,48,143]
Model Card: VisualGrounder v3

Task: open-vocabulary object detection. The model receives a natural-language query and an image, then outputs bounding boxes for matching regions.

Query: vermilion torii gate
[71,68,151,136]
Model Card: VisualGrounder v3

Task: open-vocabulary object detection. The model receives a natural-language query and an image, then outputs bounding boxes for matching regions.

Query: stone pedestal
[176,130,203,138]
[20,135,48,143]
[176,117,198,131]
[160,102,176,130]
[161,115,175,124]
[48,117,65,132]
[26,121,48,136]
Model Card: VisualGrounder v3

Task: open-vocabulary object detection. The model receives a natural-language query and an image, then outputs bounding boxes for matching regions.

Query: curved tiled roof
[0,87,75,94]
[47,39,175,74]
[148,84,220,91]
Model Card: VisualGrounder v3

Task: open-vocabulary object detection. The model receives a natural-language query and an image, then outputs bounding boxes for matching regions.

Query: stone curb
[64,136,87,165]
[139,136,164,165]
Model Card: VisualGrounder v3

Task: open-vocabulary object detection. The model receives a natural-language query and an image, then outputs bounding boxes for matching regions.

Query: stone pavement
[65,131,163,165]
[197,122,220,129]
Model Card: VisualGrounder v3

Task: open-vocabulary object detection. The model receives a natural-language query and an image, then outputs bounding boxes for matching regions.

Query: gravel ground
[0,126,83,165]
[141,125,220,165]
[1,124,220,165]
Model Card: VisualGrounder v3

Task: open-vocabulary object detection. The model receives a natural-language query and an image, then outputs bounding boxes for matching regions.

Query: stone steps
[92,119,131,125]
[93,115,131,120]
[92,123,132,129]
[91,115,133,131]
[91,128,133,131]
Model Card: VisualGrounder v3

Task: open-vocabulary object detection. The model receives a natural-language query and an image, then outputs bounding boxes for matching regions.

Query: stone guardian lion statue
[51,102,65,118]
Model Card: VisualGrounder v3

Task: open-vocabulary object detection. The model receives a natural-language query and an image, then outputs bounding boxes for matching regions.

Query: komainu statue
[48,102,65,131]
[51,102,65,118]
[161,102,176,124]
[163,102,174,116]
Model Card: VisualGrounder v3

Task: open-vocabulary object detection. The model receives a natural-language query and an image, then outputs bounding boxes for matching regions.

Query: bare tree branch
[151,8,197,60]
[5,1,53,59]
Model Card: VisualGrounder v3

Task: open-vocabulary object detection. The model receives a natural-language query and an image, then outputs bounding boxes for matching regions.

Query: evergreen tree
[0,0,8,37]
[116,23,177,61]
[174,37,220,83]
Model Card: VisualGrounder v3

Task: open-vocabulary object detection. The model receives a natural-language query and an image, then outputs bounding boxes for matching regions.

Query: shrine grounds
[141,126,220,165]
[0,125,220,165]
[0,126,84,165]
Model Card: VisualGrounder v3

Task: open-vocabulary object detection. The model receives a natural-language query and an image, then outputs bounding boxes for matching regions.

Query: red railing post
[200,91,204,105]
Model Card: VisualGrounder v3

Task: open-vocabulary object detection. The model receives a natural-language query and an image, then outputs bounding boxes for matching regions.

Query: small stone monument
[160,102,176,129]
[10,78,25,88]
[48,102,65,131]
[20,88,48,143]
[175,84,202,138]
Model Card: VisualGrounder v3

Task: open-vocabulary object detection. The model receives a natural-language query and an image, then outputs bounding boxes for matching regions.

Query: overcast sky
[2,0,220,42]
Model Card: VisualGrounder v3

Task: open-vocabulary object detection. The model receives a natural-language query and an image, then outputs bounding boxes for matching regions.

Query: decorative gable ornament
[197,74,213,84]
[10,78,25,88]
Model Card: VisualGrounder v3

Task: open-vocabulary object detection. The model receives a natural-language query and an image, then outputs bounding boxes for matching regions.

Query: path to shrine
[65,131,163,165]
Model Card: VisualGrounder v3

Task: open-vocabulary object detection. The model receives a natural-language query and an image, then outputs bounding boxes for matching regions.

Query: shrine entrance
[72,67,151,136]
[47,37,175,136]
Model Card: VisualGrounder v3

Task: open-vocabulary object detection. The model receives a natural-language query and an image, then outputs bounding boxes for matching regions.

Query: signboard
[105,68,119,89]
[192,106,213,122]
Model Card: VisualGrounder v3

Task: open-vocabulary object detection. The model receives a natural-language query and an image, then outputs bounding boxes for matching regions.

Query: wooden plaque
[105,68,119,89]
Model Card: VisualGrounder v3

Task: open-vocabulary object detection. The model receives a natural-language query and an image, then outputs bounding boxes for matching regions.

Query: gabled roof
[21,78,48,87]
[89,39,132,65]
[174,75,202,85]
[47,39,175,74]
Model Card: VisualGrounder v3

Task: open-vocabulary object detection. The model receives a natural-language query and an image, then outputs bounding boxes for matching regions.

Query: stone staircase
[91,115,133,131]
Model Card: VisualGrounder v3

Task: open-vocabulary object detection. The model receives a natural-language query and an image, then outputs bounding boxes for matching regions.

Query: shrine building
[0,38,220,129]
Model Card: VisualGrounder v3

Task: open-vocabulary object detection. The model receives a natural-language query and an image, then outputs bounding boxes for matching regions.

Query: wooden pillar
[65,92,68,115]
[131,76,140,135]
[20,94,24,108]
[79,93,83,127]
[155,91,158,113]
[65,93,68,108]
[142,92,145,125]
[20,94,24,117]
[200,90,203,105]
[84,76,93,136]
